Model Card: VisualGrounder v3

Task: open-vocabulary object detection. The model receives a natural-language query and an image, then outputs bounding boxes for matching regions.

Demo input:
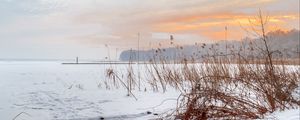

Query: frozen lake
[0,61,299,120]
[0,61,179,120]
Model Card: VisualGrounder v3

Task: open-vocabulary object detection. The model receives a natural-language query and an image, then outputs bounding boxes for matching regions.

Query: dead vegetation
[105,10,300,119]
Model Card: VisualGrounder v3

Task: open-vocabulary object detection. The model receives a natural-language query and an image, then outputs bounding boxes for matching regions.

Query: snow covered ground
[0,61,299,120]
[0,61,179,120]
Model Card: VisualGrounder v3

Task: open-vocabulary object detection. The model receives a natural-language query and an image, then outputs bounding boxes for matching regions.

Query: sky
[0,0,299,60]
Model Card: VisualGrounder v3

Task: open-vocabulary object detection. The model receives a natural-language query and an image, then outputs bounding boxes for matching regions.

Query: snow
[0,61,299,120]
[265,109,300,120]
[0,61,179,120]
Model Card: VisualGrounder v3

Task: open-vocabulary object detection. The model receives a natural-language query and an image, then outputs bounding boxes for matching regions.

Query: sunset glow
[155,13,299,40]
[0,0,299,59]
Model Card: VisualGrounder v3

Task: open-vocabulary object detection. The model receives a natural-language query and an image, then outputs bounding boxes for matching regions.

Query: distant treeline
[119,29,300,62]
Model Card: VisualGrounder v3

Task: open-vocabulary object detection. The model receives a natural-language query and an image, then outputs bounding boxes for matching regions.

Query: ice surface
[0,61,298,120]
[0,61,179,120]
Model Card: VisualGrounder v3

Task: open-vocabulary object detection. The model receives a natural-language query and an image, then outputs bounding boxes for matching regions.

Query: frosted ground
[0,61,299,120]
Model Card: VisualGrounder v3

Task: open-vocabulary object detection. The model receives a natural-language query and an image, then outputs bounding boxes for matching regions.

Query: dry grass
[171,58,300,119]
[105,52,300,119]
[104,10,300,119]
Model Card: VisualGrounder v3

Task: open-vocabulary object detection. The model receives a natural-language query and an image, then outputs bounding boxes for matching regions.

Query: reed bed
[104,10,300,119]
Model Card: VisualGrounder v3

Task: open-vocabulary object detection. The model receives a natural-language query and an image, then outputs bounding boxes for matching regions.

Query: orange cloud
[153,12,299,40]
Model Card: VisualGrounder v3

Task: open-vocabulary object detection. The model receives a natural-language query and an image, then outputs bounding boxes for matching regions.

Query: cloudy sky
[0,0,299,60]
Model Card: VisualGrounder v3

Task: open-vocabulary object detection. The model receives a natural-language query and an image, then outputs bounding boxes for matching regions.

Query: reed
[104,10,300,119]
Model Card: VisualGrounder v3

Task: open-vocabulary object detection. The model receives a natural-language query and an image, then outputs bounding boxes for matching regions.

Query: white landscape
[0,0,299,120]
[0,61,180,120]
[0,61,184,120]
[0,61,299,120]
